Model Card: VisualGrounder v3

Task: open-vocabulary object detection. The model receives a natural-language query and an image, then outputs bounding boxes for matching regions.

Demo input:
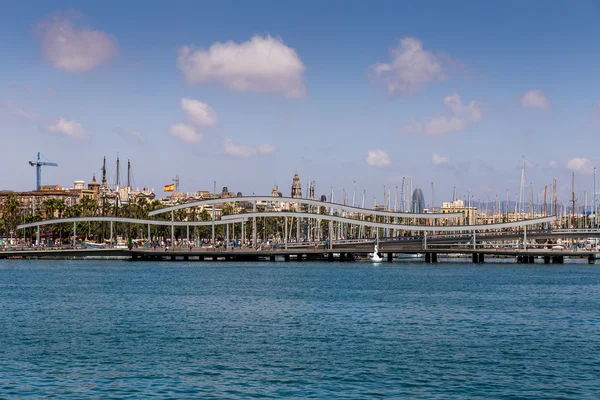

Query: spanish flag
[164,184,175,192]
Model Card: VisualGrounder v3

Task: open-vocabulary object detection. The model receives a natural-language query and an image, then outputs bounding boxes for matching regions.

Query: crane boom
[29,152,58,190]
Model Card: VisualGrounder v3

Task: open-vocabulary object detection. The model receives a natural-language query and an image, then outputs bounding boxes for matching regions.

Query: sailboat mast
[572,172,575,227]
[127,159,131,188]
[543,185,547,216]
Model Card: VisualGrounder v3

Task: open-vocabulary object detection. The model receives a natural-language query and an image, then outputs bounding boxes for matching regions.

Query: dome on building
[411,188,425,213]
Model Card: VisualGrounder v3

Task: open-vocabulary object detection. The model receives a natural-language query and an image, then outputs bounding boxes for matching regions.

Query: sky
[1,0,600,208]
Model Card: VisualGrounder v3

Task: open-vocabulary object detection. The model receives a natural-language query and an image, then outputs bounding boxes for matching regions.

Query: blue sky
[1,0,599,207]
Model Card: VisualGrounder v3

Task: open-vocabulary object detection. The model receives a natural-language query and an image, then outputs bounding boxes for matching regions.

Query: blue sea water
[1,260,599,398]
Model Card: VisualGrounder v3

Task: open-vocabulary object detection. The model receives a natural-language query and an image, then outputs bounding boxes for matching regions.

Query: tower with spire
[291,172,302,198]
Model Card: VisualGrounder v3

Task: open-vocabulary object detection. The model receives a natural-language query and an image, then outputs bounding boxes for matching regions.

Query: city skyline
[1,1,600,203]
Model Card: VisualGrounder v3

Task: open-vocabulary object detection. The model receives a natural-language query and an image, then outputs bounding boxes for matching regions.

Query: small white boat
[369,244,383,263]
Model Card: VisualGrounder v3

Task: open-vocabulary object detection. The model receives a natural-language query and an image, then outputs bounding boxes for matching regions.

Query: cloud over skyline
[180,98,218,127]
[35,11,117,72]
[366,150,391,168]
[370,38,446,95]
[177,35,306,98]
[567,157,594,174]
[399,93,484,136]
[223,139,276,158]
[432,153,450,166]
[519,90,550,110]
[47,117,88,139]
[169,123,201,144]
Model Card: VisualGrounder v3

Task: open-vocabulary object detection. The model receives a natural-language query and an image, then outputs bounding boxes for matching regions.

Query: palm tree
[2,194,21,237]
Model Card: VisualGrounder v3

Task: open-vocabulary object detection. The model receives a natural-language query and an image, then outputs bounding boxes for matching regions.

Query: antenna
[431,182,434,212]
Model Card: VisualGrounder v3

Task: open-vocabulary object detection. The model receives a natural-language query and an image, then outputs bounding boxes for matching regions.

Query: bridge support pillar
[328,252,334,262]
[284,217,288,249]
[544,256,550,264]
[472,253,478,263]
[425,253,431,263]
[432,252,438,263]
[270,255,276,262]
[478,253,485,263]
[284,254,290,262]
[387,252,393,262]
[198,255,204,261]
[588,255,595,264]
[529,255,535,264]
[226,224,229,250]
[340,252,346,262]
[183,255,189,261]
[552,256,558,264]
[297,254,303,262]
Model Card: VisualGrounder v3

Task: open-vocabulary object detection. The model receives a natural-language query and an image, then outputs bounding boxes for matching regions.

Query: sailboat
[369,243,383,263]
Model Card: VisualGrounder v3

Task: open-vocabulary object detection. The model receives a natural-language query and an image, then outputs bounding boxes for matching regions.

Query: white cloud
[257,144,276,154]
[519,90,550,110]
[370,37,446,95]
[117,128,144,144]
[549,160,558,169]
[35,12,117,72]
[177,35,306,98]
[180,98,217,127]
[224,139,257,158]
[444,93,483,122]
[223,140,276,158]
[432,153,450,166]
[47,117,88,139]
[567,157,594,174]
[170,123,201,143]
[366,150,391,168]
[399,93,484,136]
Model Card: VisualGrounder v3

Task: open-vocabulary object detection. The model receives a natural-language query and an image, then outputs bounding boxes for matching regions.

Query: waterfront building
[411,188,425,214]
[440,199,477,225]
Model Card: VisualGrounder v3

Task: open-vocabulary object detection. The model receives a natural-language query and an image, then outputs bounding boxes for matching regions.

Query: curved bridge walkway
[9,195,594,263]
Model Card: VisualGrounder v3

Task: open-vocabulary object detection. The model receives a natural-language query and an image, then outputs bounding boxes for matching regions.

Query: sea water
[1,260,599,398]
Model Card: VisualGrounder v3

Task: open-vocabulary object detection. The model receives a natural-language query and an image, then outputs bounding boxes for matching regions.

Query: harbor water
[1,260,599,398]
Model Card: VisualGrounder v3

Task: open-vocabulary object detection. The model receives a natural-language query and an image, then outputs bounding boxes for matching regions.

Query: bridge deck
[0,246,597,261]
